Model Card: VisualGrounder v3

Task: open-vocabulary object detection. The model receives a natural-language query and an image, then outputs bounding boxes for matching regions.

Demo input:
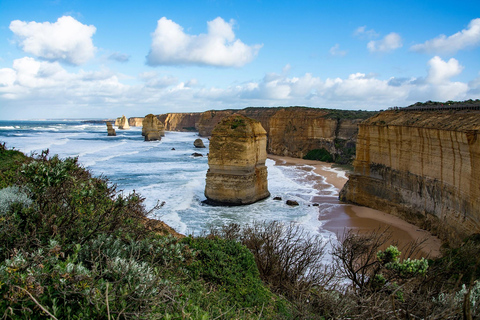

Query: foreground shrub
[182,236,274,309]
[0,146,288,319]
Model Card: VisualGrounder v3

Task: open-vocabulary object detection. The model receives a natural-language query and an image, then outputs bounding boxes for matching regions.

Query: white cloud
[329,44,347,57]
[426,56,464,84]
[0,56,478,119]
[146,17,262,67]
[9,16,96,65]
[353,26,379,39]
[411,18,480,55]
[367,32,403,53]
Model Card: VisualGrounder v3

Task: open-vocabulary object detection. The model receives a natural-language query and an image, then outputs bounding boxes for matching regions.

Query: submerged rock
[204,114,270,205]
[286,200,299,206]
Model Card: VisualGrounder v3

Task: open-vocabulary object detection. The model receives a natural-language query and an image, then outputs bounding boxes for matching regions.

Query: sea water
[0,120,344,243]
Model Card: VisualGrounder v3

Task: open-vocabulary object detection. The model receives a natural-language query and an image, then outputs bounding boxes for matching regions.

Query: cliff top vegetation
[364,106,480,131]
[405,99,480,111]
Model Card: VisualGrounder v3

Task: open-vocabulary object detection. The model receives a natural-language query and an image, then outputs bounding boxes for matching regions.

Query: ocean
[0,120,345,243]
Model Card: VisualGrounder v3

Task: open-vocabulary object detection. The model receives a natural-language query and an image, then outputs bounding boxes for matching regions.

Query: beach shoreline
[268,154,442,258]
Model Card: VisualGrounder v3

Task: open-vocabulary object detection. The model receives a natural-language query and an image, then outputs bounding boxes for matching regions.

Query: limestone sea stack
[117,115,130,130]
[106,122,116,136]
[142,114,165,141]
[204,114,270,205]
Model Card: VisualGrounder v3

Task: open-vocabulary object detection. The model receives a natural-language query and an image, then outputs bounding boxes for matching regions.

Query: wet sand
[268,155,442,258]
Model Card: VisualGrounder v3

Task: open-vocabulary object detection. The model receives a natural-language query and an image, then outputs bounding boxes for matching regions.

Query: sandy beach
[268,155,442,258]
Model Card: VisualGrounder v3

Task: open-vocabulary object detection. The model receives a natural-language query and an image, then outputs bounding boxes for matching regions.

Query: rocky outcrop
[106,122,116,136]
[340,109,480,243]
[205,114,270,205]
[142,114,165,141]
[116,115,130,130]
[129,117,144,127]
[193,138,206,148]
[197,107,373,163]
[158,113,202,132]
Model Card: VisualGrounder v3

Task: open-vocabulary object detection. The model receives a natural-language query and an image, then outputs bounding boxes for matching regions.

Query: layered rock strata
[197,107,369,163]
[116,115,130,130]
[340,110,480,243]
[106,122,116,136]
[129,117,144,127]
[205,114,270,205]
[158,113,201,132]
[142,114,165,141]
[154,107,373,163]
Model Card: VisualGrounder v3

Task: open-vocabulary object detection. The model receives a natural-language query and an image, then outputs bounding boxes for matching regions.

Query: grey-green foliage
[0,186,32,215]
[434,280,480,315]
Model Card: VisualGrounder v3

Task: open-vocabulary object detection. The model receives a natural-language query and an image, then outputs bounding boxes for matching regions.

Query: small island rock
[194,138,206,148]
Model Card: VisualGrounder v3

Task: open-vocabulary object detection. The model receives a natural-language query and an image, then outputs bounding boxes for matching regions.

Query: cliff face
[155,107,372,163]
[197,107,365,161]
[205,114,270,205]
[129,117,144,127]
[340,110,480,243]
[158,113,201,132]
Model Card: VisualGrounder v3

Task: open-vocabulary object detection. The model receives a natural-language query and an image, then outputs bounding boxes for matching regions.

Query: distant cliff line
[340,108,480,244]
[151,107,377,164]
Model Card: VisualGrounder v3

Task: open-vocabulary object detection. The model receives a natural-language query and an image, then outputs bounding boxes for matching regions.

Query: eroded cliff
[340,109,480,243]
[158,113,201,132]
[129,117,144,127]
[197,107,372,163]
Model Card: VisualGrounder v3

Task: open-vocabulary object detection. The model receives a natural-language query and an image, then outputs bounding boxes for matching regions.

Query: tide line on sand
[268,154,442,258]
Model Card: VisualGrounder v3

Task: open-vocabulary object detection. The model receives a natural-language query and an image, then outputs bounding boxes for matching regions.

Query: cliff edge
[340,109,480,243]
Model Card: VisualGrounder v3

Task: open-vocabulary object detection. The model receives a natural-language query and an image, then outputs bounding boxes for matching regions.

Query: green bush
[183,236,272,309]
[303,148,334,162]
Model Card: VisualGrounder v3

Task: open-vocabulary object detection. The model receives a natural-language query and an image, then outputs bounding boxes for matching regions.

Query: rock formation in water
[205,114,270,205]
[153,107,374,163]
[339,109,480,243]
[142,114,165,141]
[106,122,116,136]
[117,115,130,130]
[194,138,206,148]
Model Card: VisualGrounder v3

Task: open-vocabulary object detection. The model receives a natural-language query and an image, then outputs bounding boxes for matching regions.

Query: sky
[0,0,480,119]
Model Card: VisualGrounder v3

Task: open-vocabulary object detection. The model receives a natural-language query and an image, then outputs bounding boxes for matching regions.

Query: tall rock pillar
[117,115,130,130]
[106,122,116,136]
[142,114,165,141]
[205,114,270,205]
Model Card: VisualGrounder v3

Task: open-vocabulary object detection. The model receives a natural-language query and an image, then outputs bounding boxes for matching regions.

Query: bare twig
[14,286,58,320]
[106,282,111,320]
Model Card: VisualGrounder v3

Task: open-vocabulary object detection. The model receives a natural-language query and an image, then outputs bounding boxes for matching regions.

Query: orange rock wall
[158,113,201,132]
[340,110,480,242]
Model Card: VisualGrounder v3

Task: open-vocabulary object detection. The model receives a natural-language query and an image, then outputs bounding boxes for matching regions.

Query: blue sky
[0,0,479,119]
